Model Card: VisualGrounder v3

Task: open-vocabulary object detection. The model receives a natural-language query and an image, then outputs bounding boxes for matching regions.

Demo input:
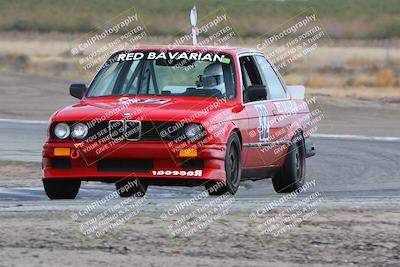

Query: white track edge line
[0,118,48,125]
[313,133,400,142]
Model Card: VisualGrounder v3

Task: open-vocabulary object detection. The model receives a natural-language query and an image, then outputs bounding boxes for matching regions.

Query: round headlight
[71,123,88,139]
[185,123,204,141]
[54,123,70,139]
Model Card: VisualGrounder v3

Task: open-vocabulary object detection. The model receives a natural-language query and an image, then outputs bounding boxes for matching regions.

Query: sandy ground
[0,72,82,119]
[0,161,42,188]
[0,209,399,267]
[315,95,400,137]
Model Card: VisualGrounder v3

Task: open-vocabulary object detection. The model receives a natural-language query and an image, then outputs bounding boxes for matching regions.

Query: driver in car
[201,62,226,96]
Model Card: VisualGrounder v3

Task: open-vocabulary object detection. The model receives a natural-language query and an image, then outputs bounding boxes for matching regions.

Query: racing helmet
[201,62,225,94]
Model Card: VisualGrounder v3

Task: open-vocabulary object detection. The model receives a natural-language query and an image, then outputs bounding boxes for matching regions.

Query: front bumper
[42,141,227,184]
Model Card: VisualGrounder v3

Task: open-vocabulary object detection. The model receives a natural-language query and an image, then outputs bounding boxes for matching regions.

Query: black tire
[43,180,81,199]
[272,134,306,193]
[206,132,241,195]
[116,179,147,197]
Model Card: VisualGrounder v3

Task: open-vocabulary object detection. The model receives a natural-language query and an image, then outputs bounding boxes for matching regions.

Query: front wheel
[272,134,306,193]
[206,132,241,196]
[43,180,81,199]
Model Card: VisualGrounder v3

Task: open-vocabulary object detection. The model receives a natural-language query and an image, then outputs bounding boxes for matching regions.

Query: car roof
[123,45,259,56]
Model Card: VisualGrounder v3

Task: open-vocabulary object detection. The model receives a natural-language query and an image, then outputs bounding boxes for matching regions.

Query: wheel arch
[217,120,242,148]
[231,128,242,148]
[287,122,305,144]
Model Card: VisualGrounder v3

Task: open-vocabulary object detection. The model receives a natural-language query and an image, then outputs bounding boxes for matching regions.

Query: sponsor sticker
[119,98,170,105]
[151,170,203,177]
[116,51,227,63]
[255,104,270,142]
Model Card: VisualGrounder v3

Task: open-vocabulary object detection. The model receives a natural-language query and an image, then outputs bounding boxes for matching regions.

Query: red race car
[42,46,315,199]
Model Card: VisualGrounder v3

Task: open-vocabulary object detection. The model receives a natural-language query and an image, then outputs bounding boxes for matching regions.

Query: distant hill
[0,0,399,39]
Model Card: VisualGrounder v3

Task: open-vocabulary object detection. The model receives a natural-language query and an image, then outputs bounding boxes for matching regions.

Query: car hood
[52,96,235,123]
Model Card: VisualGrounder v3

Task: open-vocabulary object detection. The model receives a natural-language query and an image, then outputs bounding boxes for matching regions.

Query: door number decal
[255,105,269,142]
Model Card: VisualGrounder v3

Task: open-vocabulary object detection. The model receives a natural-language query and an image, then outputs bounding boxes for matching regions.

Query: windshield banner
[115,51,231,63]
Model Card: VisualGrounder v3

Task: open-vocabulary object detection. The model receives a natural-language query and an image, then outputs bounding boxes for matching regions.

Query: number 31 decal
[255,105,269,142]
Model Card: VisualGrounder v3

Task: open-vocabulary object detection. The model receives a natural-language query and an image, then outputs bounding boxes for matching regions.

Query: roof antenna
[190,5,198,46]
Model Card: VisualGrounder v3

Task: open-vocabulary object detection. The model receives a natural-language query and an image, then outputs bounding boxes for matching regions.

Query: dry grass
[345,57,381,66]
[0,33,399,96]
[344,69,398,88]
[372,68,397,87]
[305,75,326,88]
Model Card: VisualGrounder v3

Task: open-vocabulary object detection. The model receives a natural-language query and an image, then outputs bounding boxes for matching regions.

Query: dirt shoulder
[313,95,400,137]
[0,161,41,188]
[0,209,398,267]
[0,72,81,120]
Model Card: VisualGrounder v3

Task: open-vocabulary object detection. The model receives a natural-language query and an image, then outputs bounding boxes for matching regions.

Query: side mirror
[247,85,267,102]
[69,84,87,99]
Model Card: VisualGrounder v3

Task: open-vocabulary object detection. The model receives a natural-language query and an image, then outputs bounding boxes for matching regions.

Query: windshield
[87,50,236,99]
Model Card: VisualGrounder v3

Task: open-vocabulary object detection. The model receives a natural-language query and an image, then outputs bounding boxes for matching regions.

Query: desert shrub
[346,75,371,87]
[305,75,325,88]
[372,68,396,87]
[0,53,30,70]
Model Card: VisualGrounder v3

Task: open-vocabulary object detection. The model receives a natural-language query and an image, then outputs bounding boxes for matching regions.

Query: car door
[253,55,294,164]
[239,54,277,169]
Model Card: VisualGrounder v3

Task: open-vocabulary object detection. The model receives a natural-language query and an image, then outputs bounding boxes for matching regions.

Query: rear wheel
[43,180,81,199]
[206,132,241,195]
[272,134,306,193]
[116,179,147,197]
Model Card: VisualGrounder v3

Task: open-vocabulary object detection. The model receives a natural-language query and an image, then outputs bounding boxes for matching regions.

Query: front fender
[206,120,238,145]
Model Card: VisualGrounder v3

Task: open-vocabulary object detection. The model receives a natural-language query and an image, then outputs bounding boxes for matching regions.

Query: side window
[255,56,287,100]
[239,56,264,102]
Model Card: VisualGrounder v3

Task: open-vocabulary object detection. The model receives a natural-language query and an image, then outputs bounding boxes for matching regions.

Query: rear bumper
[42,141,227,184]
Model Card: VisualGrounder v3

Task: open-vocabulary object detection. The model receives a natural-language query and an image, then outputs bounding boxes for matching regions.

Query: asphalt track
[1,120,400,210]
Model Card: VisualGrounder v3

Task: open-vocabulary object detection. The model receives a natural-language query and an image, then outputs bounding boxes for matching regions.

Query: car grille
[109,120,125,140]
[108,120,141,141]
[125,120,141,140]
